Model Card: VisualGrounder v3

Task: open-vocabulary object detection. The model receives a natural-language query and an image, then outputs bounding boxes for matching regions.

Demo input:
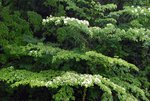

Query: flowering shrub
[0,0,149,101]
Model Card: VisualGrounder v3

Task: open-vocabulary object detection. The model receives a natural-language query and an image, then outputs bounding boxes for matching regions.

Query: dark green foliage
[0,0,149,101]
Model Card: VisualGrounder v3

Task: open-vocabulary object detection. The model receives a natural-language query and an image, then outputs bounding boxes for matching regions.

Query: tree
[0,0,149,100]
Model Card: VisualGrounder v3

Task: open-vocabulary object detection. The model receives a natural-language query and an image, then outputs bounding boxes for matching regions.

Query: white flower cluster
[43,71,126,94]
[63,17,89,26]
[93,75,102,84]
[29,50,38,57]
[28,50,43,57]
[80,75,94,87]
[42,15,89,26]
[131,6,150,15]
[42,15,53,24]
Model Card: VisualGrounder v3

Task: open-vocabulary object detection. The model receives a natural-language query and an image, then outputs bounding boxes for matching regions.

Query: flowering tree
[0,0,149,100]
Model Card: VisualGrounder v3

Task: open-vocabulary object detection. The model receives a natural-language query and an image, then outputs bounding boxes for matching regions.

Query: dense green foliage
[0,0,149,101]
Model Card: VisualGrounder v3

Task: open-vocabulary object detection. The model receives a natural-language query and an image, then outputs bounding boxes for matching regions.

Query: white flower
[81,79,93,87]
[141,9,144,13]
[94,77,101,84]
[137,6,140,9]
[43,19,46,22]
[83,20,89,26]
[131,10,134,13]
[43,16,90,26]
[29,50,33,53]
[55,20,61,25]
[33,50,37,53]
[64,20,68,24]
[134,9,138,12]
[45,81,52,87]
[49,18,53,21]
[106,23,113,27]
[46,19,49,22]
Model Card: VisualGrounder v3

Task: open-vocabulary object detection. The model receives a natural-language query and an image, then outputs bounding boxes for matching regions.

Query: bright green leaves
[85,51,138,71]
[5,43,139,73]
[0,0,149,100]
[0,67,138,101]
[42,16,90,49]
[110,77,149,101]
[0,67,148,100]
[42,16,150,59]
[44,0,117,26]
[52,50,139,72]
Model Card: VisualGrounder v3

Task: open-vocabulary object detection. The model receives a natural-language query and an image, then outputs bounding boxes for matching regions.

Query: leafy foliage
[0,0,149,101]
